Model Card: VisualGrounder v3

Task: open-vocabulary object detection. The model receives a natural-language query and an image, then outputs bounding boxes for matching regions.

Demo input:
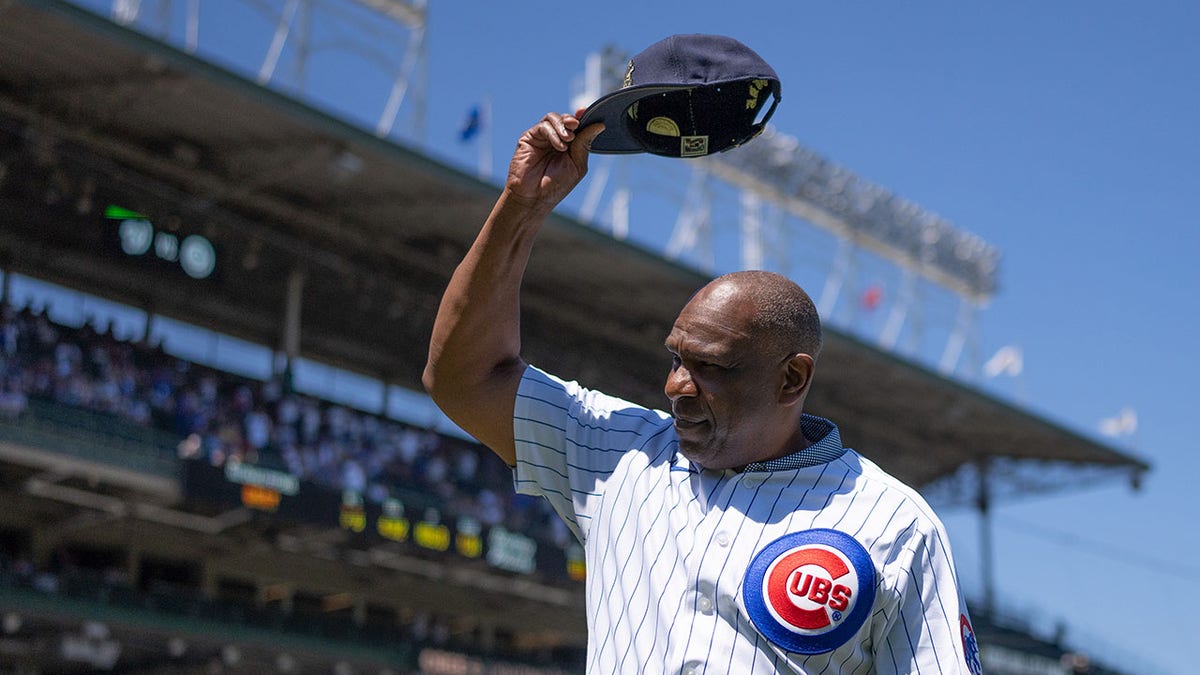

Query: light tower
[107,0,430,143]
[569,46,999,376]
[699,127,1000,376]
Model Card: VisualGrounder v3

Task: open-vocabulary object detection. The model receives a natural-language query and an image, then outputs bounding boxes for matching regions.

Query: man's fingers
[529,112,580,152]
[525,112,597,155]
[535,120,567,151]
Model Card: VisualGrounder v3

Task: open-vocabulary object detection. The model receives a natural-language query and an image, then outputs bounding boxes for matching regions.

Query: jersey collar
[741,414,846,473]
[673,414,846,474]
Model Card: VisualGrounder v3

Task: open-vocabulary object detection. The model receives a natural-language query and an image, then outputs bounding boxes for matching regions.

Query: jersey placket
[673,468,757,675]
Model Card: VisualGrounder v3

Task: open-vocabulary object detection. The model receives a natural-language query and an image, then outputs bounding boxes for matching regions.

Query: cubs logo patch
[743,529,875,654]
[960,614,984,675]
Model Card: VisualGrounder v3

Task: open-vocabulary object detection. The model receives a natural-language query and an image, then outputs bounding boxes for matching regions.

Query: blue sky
[73,1,1200,672]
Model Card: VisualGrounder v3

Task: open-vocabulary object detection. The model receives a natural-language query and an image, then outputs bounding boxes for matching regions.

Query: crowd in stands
[0,301,572,549]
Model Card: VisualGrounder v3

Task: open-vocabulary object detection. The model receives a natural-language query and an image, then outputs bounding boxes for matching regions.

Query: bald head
[702,271,822,362]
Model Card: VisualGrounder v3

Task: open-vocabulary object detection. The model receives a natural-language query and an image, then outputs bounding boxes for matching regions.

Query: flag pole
[478,95,492,180]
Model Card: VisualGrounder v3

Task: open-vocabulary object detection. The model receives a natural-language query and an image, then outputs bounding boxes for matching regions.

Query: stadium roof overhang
[0,0,1149,500]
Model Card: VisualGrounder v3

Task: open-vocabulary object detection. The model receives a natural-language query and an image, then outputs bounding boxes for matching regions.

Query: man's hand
[505,109,605,215]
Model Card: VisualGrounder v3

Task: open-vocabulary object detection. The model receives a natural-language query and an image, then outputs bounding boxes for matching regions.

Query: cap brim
[578,84,693,154]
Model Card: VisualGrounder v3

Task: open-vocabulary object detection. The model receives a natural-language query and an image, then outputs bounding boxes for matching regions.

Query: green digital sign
[105,204,217,280]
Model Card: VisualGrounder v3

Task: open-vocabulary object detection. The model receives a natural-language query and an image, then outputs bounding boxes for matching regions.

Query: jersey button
[697,595,714,614]
[742,475,763,488]
[715,532,730,547]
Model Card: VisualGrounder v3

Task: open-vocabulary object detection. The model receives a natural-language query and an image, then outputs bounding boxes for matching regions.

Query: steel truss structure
[104,0,428,140]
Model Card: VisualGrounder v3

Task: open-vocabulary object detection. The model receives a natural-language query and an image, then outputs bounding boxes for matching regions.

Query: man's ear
[780,353,815,406]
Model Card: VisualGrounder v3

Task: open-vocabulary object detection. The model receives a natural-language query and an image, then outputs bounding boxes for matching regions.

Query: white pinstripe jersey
[513,366,982,675]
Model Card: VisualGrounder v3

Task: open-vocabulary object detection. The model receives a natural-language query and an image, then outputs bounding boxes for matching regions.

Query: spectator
[0,303,569,560]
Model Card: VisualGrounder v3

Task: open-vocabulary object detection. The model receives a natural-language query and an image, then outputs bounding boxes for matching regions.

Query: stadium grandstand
[0,1,1150,673]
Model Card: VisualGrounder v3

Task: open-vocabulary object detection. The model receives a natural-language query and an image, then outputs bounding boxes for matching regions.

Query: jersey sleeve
[512,366,671,543]
[873,521,982,674]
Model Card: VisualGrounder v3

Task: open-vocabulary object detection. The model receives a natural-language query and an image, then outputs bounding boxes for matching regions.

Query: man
[424,111,982,674]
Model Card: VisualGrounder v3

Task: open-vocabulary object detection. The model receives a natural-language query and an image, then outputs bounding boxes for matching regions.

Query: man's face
[663,281,789,470]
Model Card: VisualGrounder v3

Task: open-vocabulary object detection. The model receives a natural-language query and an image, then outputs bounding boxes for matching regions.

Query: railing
[0,397,180,478]
[0,564,582,673]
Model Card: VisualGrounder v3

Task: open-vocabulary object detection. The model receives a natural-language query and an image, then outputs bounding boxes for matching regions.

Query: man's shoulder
[844,450,947,531]
[516,366,675,455]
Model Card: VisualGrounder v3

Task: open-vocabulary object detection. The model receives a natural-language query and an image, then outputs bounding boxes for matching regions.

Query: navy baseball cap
[579,34,781,158]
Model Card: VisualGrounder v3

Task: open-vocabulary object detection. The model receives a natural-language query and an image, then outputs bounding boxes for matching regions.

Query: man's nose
[665,364,697,400]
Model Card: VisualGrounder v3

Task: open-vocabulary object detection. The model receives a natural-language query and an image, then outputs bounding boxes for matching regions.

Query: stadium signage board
[182,459,558,580]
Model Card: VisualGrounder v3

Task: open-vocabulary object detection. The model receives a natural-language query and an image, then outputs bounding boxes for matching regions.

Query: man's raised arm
[422,111,603,465]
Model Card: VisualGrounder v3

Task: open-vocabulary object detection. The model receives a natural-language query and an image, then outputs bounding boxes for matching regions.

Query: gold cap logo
[746,79,769,110]
[646,117,681,137]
